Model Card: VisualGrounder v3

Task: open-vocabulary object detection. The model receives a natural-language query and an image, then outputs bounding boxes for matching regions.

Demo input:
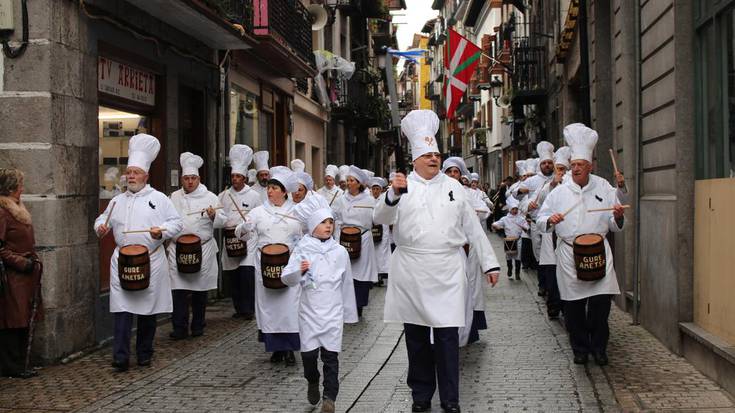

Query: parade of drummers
[2,1,735,412]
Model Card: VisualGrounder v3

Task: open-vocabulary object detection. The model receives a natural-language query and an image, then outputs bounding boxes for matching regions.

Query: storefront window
[98,106,148,199]
[229,87,260,149]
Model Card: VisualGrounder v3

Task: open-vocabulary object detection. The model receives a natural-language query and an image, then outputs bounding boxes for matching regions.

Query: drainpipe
[632,0,642,325]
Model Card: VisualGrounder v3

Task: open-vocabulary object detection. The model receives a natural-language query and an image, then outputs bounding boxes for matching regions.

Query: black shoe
[411,401,431,412]
[593,352,608,366]
[191,330,203,338]
[137,358,151,367]
[548,310,560,320]
[515,273,521,280]
[111,360,129,372]
[441,404,461,413]
[169,331,188,340]
[538,288,547,297]
[573,354,588,365]
[284,351,296,366]
[10,369,39,379]
[307,380,320,405]
[270,351,284,363]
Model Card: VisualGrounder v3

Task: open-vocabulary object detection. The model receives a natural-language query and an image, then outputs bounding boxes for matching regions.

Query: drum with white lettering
[224,227,247,258]
[260,243,289,289]
[573,233,606,281]
[340,226,362,259]
[118,245,150,291]
[371,225,383,243]
[176,234,202,273]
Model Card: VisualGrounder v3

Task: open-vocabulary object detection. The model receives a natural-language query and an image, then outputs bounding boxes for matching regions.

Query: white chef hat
[442,156,470,177]
[348,165,368,184]
[370,177,387,188]
[269,166,300,193]
[127,133,160,173]
[295,172,314,191]
[388,171,397,181]
[254,151,269,172]
[470,172,480,182]
[524,158,539,176]
[564,123,598,162]
[506,196,520,210]
[229,144,253,177]
[363,169,375,180]
[180,152,204,177]
[515,160,525,176]
[338,165,350,182]
[325,164,339,179]
[401,109,440,160]
[104,167,119,182]
[536,141,555,162]
[554,146,572,168]
[291,190,334,235]
[291,159,305,173]
[247,168,256,183]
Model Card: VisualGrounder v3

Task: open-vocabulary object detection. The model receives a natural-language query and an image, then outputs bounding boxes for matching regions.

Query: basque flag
[444,28,482,119]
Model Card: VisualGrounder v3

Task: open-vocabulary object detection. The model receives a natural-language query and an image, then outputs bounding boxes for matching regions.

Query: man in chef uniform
[168,153,227,339]
[374,110,501,413]
[317,165,344,206]
[536,123,626,366]
[94,134,183,372]
[219,145,263,319]
[252,151,270,202]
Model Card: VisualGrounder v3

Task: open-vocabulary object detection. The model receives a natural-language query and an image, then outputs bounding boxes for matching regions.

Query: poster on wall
[98,56,156,106]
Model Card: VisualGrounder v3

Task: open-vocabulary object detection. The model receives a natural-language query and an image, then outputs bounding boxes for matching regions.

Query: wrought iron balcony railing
[252,0,316,76]
[511,38,547,104]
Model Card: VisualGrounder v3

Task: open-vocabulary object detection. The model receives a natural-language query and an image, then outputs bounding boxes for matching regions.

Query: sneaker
[307,381,320,405]
[321,398,335,413]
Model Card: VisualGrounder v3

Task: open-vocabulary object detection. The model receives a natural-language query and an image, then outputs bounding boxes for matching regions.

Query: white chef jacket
[167,184,227,291]
[218,185,263,270]
[316,185,344,207]
[374,172,500,328]
[281,235,358,352]
[332,191,378,283]
[94,185,183,315]
[235,200,303,333]
[251,183,269,203]
[537,175,624,301]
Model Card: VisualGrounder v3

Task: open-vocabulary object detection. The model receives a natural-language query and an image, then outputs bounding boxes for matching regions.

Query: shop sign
[98,56,156,106]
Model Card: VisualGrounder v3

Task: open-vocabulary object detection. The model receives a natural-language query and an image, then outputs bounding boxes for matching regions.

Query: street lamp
[490,76,503,105]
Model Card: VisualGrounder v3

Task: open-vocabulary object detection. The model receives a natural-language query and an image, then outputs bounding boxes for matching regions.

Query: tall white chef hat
[229,144,253,177]
[524,158,539,176]
[291,189,334,235]
[269,166,300,193]
[537,141,555,162]
[401,109,440,160]
[389,171,397,182]
[470,172,480,182]
[247,168,256,183]
[515,160,525,176]
[254,151,269,172]
[291,159,305,173]
[338,165,350,182]
[370,177,388,188]
[348,165,369,184]
[442,156,470,177]
[506,196,520,210]
[180,152,204,177]
[295,172,314,191]
[564,123,598,162]
[127,133,160,173]
[554,146,572,168]
[325,164,339,179]
[104,167,119,182]
[363,169,375,180]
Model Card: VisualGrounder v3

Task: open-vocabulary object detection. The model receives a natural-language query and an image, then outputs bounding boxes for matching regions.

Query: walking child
[491,196,529,280]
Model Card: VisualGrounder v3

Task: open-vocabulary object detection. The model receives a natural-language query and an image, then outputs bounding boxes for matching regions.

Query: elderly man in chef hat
[94,134,183,372]
[252,151,270,202]
[317,164,344,206]
[537,123,626,367]
[168,152,227,340]
[219,145,263,320]
[374,110,501,413]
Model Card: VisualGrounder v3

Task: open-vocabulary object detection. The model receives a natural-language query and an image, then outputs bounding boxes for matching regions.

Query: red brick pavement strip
[0,300,245,413]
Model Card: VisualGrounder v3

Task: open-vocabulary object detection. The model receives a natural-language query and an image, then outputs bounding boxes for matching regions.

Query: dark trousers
[404,323,459,405]
[172,290,208,335]
[225,266,255,316]
[563,295,612,356]
[506,259,521,275]
[302,347,339,401]
[113,312,157,363]
[521,237,537,269]
[541,265,562,314]
[0,328,28,376]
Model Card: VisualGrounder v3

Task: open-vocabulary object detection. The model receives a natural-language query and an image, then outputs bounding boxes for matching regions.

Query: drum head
[262,243,289,255]
[504,237,519,242]
[178,234,201,244]
[575,234,602,246]
[342,227,361,235]
[120,244,148,255]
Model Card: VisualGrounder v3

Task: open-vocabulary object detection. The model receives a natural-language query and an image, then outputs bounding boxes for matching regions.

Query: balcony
[251,0,317,77]
[511,41,547,105]
[332,0,362,16]
[448,128,463,156]
[124,0,258,49]
[370,18,393,51]
[469,128,489,155]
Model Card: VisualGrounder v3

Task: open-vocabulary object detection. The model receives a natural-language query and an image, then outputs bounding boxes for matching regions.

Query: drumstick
[353,205,374,209]
[103,201,116,227]
[587,204,631,213]
[186,206,224,216]
[123,228,168,234]
[609,148,620,175]
[561,199,584,217]
[227,193,247,220]
[275,212,300,221]
[329,191,340,206]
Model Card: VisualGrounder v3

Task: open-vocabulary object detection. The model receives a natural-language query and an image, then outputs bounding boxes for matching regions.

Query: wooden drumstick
[123,228,168,234]
[275,212,300,221]
[353,205,374,209]
[561,200,583,217]
[227,193,247,220]
[329,191,340,206]
[587,204,631,213]
[609,148,620,175]
[186,206,224,216]
[103,201,116,227]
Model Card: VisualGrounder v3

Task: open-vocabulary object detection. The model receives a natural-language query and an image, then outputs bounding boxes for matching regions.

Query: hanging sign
[98,56,156,106]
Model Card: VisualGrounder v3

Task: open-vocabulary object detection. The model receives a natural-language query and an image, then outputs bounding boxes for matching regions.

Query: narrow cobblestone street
[1,235,733,412]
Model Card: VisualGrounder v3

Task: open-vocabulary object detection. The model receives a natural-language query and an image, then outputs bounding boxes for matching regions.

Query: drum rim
[260,243,290,254]
[120,244,149,255]
[341,226,361,235]
[503,237,519,241]
[574,233,603,246]
[178,233,202,243]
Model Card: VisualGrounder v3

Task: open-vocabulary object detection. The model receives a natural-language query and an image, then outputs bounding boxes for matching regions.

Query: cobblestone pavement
[1,235,734,412]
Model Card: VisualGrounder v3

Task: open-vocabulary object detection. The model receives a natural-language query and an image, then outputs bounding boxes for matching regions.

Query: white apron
[333,192,378,283]
[218,186,262,270]
[555,237,620,300]
[374,223,392,274]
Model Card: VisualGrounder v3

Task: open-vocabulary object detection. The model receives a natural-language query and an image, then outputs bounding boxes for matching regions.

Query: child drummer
[491,196,529,280]
[281,194,358,413]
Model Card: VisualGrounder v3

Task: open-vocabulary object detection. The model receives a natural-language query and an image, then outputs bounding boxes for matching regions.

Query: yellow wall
[694,178,735,345]
[418,36,432,110]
